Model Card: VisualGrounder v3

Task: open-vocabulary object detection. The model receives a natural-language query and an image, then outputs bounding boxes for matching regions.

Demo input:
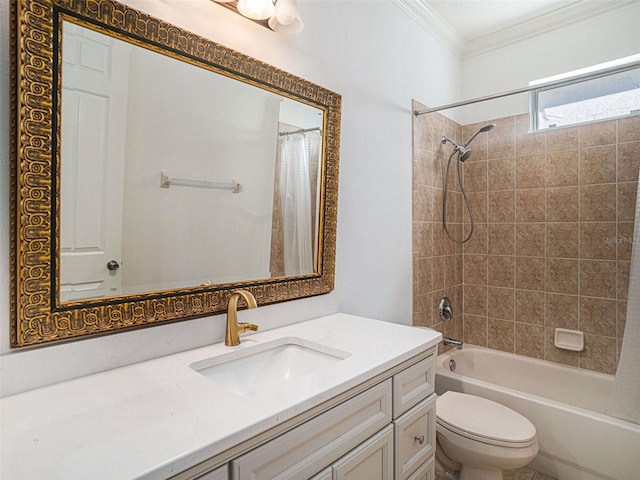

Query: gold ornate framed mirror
[9,0,341,347]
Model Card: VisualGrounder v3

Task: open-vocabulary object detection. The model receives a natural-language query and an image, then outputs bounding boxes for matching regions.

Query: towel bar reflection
[160,170,241,193]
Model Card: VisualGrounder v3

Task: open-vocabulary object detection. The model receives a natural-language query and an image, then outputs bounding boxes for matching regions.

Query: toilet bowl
[436,391,538,480]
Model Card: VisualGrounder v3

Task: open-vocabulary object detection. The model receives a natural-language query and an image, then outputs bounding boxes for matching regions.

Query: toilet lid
[437,391,537,446]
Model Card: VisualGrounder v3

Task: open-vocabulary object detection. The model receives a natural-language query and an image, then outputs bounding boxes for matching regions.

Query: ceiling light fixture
[212,0,304,34]
[237,0,275,20]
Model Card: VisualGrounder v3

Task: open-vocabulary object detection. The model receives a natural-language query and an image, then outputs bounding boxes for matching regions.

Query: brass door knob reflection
[107,260,120,271]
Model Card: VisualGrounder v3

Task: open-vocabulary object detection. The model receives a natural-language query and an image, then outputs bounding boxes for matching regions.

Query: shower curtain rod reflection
[414,59,640,116]
[279,127,321,136]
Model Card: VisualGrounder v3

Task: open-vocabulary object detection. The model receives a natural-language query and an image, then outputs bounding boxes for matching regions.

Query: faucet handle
[239,323,259,334]
[439,297,453,321]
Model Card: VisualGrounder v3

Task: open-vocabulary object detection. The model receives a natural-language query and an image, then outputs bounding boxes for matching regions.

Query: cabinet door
[310,467,332,480]
[394,395,436,480]
[406,455,434,480]
[332,425,394,480]
[232,380,392,480]
[194,464,227,480]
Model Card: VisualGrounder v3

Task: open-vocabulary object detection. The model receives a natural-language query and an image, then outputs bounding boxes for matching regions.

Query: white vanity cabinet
[393,396,436,479]
[310,467,333,480]
[230,380,393,479]
[2,314,442,480]
[195,465,228,480]
[392,352,436,480]
[187,346,436,480]
[306,425,395,480]
[406,456,435,480]
[331,425,394,479]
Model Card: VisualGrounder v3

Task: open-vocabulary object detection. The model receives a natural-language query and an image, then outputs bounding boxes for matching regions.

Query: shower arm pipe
[414,60,640,116]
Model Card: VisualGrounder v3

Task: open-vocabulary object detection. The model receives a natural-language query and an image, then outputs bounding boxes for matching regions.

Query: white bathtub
[435,345,640,480]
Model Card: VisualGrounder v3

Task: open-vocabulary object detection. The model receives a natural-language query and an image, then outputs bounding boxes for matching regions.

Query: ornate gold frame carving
[9,0,341,347]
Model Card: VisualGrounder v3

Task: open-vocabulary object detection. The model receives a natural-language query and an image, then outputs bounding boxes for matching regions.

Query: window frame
[529,60,640,132]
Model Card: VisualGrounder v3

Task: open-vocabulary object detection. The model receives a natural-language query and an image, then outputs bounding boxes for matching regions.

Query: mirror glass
[10,0,340,347]
[59,21,324,302]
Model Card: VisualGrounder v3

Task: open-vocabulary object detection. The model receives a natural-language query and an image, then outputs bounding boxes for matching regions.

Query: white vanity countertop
[0,313,441,480]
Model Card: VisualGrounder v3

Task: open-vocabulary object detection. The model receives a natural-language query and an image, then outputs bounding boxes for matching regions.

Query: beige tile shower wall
[412,100,465,346]
[460,114,640,375]
[413,104,639,374]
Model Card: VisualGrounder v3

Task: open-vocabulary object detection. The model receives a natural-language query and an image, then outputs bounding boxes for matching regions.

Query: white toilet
[436,391,539,480]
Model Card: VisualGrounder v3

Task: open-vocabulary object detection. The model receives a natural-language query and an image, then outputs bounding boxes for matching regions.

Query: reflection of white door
[59,22,130,301]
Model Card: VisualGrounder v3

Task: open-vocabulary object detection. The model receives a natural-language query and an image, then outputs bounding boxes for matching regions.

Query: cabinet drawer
[231,380,392,480]
[195,465,228,480]
[406,455,435,480]
[332,425,394,480]
[394,395,436,480]
[393,350,435,418]
[309,467,332,480]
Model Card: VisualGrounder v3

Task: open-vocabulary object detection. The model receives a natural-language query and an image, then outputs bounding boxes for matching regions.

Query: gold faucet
[225,290,259,346]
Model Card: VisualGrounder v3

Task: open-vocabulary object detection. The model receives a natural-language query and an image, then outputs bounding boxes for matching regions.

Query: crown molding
[465,0,636,59]
[392,0,466,58]
[393,0,636,60]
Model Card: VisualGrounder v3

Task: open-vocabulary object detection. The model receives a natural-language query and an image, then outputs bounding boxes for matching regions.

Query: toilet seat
[437,392,537,448]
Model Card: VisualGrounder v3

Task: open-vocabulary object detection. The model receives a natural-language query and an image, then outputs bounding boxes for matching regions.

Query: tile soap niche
[554,328,585,351]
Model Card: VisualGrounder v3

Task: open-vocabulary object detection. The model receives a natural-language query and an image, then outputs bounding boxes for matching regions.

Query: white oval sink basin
[190,337,351,397]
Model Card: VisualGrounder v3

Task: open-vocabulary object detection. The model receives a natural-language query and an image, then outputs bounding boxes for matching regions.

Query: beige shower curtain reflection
[278,131,319,276]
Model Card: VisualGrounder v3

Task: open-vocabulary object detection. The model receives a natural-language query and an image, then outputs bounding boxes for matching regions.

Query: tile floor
[504,466,557,480]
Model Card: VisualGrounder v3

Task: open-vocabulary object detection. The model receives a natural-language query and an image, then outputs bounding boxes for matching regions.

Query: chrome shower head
[463,123,496,148]
[443,135,473,161]
[458,147,472,162]
[441,124,494,244]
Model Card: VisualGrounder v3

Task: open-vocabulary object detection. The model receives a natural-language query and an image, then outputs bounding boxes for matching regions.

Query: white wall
[280,98,323,130]
[458,1,640,124]
[0,0,461,396]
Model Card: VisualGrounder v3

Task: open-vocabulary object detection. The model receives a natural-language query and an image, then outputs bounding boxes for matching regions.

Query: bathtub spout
[443,337,463,349]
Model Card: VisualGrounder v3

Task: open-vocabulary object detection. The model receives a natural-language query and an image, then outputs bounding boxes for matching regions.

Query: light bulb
[237,0,275,20]
[247,0,266,13]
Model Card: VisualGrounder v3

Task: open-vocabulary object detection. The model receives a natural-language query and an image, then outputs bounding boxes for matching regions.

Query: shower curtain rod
[279,127,321,136]
[414,60,640,116]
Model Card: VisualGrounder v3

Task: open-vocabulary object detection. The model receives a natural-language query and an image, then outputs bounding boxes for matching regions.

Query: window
[530,54,640,131]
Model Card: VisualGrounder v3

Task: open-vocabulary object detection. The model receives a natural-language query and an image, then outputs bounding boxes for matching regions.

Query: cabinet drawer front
[195,465,228,480]
[309,467,332,480]
[332,425,394,480]
[406,455,434,480]
[232,380,392,480]
[394,395,436,480]
[393,350,435,418]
